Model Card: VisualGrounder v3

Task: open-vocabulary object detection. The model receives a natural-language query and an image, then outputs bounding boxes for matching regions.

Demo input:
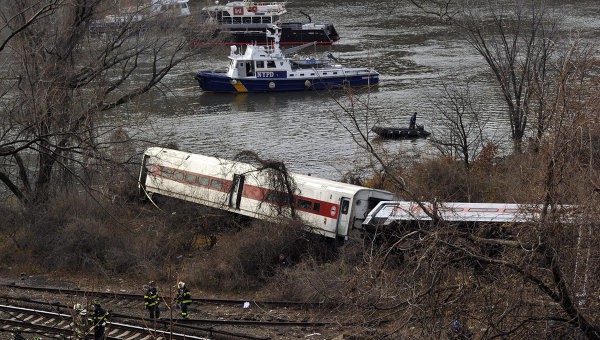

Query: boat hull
[372,126,431,139]
[228,23,339,45]
[196,71,378,92]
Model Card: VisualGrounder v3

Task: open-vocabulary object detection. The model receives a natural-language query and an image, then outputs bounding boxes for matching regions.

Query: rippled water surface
[128,0,600,179]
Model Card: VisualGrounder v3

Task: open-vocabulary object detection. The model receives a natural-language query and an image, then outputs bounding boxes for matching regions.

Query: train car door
[335,197,351,237]
[229,174,245,209]
[138,154,151,198]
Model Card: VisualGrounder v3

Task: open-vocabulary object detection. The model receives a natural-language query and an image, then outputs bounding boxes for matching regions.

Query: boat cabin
[151,0,191,17]
[203,1,286,26]
[226,42,349,80]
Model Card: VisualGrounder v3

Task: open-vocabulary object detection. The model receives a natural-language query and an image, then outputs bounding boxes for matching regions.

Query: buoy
[268,82,275,89]
[304,80,311,87]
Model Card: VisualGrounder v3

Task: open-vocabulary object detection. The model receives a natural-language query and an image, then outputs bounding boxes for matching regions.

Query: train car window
[298,199,312,210]
[174,171,184,181]
[313,202,320,212]
[210,179,223,189]
[266,192,288,204]
[185,173,197,183]
[161,168,173,178]
[198,176,209,186]
[341,200,350,214]
[468,207,499,212]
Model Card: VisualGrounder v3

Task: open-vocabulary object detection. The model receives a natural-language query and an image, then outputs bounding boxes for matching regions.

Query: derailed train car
[138,147,396,240]
[362,200,578,230]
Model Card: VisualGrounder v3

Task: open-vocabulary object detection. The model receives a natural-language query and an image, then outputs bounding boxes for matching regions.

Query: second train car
[138,147,396,240]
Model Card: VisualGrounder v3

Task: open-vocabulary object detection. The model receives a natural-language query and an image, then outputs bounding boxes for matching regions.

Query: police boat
[195,25,378,93]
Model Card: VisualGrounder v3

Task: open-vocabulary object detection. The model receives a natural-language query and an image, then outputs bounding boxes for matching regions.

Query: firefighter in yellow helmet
[176,281,192,319]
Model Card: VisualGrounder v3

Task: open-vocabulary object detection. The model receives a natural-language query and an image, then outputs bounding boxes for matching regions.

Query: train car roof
[145,147,395,197]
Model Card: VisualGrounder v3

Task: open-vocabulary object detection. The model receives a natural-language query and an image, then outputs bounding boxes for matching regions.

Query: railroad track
[0,283,335,339]
[0,303,215,339]
[0,283,322,308]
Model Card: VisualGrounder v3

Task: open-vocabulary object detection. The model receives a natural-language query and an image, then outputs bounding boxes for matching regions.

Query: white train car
[138,147,396,239]
[363,201,576,227]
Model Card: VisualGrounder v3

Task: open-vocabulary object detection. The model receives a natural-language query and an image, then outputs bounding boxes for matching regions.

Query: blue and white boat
[196,25,378,93]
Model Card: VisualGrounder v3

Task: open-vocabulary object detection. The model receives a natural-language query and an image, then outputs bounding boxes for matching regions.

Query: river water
[122,0,600,180]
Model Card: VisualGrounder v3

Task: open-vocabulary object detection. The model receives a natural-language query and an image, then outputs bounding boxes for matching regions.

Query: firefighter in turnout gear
[73,303,90,339]
[90,300,110,340]
[144,281,161,319]
[176,281,192,319]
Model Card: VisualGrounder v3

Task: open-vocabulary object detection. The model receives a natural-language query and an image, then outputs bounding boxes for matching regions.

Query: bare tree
[429,77,489,167]
[319,11,600,338]
[410,0,559,153]
[0,0,214,205]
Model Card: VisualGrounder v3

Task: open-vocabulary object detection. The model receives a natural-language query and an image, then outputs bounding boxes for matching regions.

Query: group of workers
[72,281,192,339]
[69,254,292,339]
[144,280,192,320]
[73,300,111,340]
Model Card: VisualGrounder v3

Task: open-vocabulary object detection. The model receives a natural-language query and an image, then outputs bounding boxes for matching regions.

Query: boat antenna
[299,10,312,23]
[327,52,338,63]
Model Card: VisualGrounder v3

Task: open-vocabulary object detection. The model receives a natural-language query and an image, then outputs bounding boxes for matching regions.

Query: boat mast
[266,24,283,57]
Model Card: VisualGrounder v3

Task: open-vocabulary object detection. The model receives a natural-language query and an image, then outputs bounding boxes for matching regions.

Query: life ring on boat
[248,6,257,12]
[268,81,276,89]
[304,80,311,87]
[231,79,238,85]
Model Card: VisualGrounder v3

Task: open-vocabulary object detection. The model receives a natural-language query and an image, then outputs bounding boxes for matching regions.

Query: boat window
[311,73,315,75]
[252,17,261,24]
[289,74,294,77]
[323,72,327,75]
[256,60,264,68]
[300,73,304,76]
[233,17,241,24]
[221,11,229,17]
[242,16,251,24]
[267,60,276,68]
[263,17,271,23]
[313,202,320,212]
[334,72,338,75]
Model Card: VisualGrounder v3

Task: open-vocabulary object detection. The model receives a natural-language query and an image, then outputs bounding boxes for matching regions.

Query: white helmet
[74,303,82,310]
[80,308,87,316]
[178,281,185,288]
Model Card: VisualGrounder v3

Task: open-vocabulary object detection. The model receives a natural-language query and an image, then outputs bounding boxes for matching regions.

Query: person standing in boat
[409,112,417,129]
